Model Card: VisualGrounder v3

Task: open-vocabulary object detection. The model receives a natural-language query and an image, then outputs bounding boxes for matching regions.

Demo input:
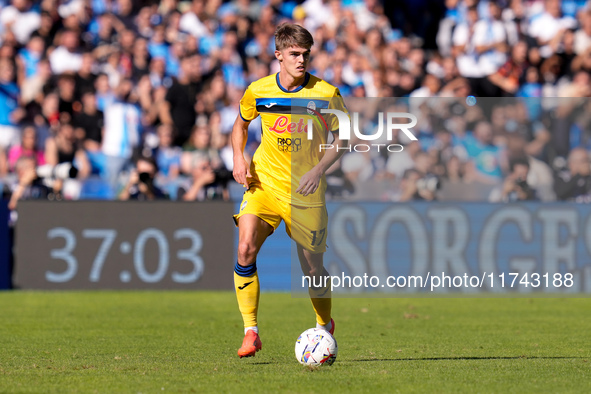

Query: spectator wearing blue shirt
[219,45,246,89]
[94,73,115,112]
[166,40,185,77]
[16,36,44,82]
[462,121,507,184]
[516,67,543,98]
[147,25,169,60]
[152,124,181,180]
[0,60,24,151]
[326,61,353,97]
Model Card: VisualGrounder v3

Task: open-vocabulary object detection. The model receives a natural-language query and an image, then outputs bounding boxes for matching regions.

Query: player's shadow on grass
[351,356,584,362]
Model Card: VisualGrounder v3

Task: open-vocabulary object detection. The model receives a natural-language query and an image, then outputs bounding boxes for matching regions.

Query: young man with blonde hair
[231,23,348,357]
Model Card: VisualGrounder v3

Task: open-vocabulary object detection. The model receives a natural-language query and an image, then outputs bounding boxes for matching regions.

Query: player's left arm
[296,130,348,197]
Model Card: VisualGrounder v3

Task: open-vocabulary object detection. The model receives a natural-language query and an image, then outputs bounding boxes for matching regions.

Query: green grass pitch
[1,291,590,393]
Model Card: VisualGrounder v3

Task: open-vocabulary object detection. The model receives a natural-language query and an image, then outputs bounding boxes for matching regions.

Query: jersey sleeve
[239,85,258,122]
[328,87,349,133]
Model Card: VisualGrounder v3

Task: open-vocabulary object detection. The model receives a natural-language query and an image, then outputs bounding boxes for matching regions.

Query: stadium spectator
[396,168,437,202]
[410,73,442,98]
[489,40,529,96]
[44,122,90,179]
[504,133,556,201]
[181,124,220,175]
[49,29,83,75]
[211,124,233,173]
[15,35,44,86]
[528,0,577,58]
[574,7,591,55]
[554,147,591,201]
[101,79,142,188]
[119,155,168,201]
[20,58,52,106]
[326,61,353,97]
[6,156,50,210]
[75,53,98,102]
[7,124,45,172]
[386,140,422,181]
[472,0,510,78]
[461,121,507,184]
[0,59,24,151]
[89,12,117,49]
[452,6,483,84]
[558,28,577,77]
[179,0,207,39]
[73,91,104,153]
[31,10,57,51]
[489,156,537,202]
[135,6,155,41]
[94,73,115,112]
[160,54,201,146]
[130,37,150,81]
[442,154,465,185]
[151,123,182,181]
[56,74,77,121]
[113,0,136,32]
[177,153,229,201]
[0,0,40,45]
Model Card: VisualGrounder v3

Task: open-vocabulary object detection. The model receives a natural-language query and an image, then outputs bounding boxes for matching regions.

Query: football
[295,328,338,366]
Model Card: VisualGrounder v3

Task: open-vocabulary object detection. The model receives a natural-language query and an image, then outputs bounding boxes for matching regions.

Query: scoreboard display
[14,201,234,290]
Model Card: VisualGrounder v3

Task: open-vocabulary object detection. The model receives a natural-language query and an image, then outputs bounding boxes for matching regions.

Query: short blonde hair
[274,23,314,51]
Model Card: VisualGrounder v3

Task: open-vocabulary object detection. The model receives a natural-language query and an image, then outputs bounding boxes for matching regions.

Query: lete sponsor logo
[269,116,308,134]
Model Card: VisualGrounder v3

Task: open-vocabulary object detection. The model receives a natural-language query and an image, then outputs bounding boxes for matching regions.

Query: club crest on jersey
[307,101,316,115]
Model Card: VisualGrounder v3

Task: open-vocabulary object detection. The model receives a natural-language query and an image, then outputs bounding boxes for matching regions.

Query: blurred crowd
[2,0,591,207]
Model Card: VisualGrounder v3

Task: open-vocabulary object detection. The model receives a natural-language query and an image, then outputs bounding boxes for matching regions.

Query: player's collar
[276,72,310,93]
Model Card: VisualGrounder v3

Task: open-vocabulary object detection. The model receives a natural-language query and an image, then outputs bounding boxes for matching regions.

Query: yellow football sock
[234,262,260,329]
[309,277,331,326]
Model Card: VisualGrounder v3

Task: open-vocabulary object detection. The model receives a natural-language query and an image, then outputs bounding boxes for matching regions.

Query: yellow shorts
[233,184,328,253]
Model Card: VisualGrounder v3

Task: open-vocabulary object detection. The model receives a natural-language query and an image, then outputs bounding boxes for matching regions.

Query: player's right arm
[232,85,259,188]
[231,115,251,188]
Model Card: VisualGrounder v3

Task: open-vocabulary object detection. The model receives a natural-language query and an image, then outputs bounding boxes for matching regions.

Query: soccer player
[231,23,348,358]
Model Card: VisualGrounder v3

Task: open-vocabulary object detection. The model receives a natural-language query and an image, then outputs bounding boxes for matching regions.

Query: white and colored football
[295,328,338,366]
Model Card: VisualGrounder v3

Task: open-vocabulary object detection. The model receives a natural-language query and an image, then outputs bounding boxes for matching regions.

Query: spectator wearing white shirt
[302,0,332,33]
[102,79,143,188]
[574,7,591,55]
[472,1,509,77]
[453,5,484,79]
[0,0,40,45]
[502,0,530,39]
[49,29,83,75]
[179,0,207,38]
[528,0,577,58]
[410,74,442,113]
[342,51,375,96]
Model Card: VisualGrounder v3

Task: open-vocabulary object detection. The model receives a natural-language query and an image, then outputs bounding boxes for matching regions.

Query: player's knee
[237,241,257,266]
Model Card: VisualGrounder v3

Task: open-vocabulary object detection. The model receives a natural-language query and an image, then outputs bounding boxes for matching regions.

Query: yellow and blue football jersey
[239,72,348,207]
